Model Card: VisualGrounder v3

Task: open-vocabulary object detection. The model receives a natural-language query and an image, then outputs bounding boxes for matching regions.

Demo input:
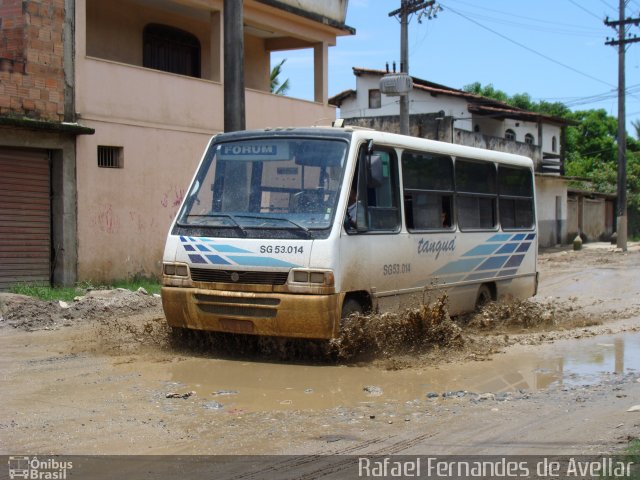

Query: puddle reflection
[166,333,640,412]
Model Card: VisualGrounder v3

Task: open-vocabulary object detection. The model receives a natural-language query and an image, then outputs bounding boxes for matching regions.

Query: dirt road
[1,244,639,456]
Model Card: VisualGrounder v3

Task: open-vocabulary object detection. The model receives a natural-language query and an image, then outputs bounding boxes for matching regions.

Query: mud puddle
[120,331,640,413]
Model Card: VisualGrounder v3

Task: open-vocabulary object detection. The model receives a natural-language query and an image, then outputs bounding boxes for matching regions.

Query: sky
[270,0,640,133]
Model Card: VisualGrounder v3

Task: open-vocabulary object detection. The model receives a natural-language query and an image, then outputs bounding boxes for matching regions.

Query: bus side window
[455,159,497,230]
[498,166,534,229]
[401,151,454,231]
[346,147,400,233]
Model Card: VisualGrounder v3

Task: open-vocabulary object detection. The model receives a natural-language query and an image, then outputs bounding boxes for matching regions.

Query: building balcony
[454,128,563,175]
[76,56,336,132]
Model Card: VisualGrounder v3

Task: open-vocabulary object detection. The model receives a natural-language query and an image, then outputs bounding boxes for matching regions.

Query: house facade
[330,68,573,248]
[0,0,352,288]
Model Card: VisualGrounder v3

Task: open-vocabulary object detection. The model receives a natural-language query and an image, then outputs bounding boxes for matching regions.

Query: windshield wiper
[235,215,312,238]
[178,214,247,237]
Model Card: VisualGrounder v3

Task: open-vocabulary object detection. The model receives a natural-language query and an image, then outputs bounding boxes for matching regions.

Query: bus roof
[212,126,534,168]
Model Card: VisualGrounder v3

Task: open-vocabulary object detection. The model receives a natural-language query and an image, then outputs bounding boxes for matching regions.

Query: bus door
[340,144,410,312]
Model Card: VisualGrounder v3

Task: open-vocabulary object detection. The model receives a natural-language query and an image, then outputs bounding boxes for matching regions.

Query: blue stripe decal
[526,233,536,240]
[205,255,231,265]
[476,255,510,271]
[511,233,527,241]
[178,237,302,268]
[495,243,518,254]
[463,244,501,257]
[487,234,512,242]
[188,254,207,264]
[434,258,484,275]
[504,255,525,269]
[227,256,297,267]
[499,268,519,277]
[516,242,532,253]
[212,244,252,253]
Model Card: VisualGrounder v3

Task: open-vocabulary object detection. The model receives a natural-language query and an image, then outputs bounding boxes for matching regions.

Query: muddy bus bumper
[161,287,341,340]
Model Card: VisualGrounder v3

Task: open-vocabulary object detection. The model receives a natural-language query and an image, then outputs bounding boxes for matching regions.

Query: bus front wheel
[341,298,363,318]
[475,284,493,310]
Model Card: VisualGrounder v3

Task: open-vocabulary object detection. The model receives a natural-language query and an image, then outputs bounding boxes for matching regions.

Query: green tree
[462,82,640,236]
[270,58,290,95]
[462,82,570,117]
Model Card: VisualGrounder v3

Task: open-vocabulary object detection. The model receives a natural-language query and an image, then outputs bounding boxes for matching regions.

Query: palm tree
[633,119,640,140]
[270,58,290,95]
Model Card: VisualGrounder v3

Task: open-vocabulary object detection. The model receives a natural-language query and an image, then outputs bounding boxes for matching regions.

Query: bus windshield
[176,137,349,237]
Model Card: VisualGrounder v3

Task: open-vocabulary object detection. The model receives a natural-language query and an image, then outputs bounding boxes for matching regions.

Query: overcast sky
[271,0,640,132]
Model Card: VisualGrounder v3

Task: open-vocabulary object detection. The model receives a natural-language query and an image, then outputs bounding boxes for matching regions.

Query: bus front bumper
[161,287,341,340]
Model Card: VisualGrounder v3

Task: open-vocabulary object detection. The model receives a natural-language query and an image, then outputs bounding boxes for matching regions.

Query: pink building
[0,0,353,288]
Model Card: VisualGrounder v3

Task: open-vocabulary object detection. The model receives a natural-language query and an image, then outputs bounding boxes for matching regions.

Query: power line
[449,1,605,34]
[442,3,614,88]
[568,0,605,20]
[448,8,603,37]
[598,0,617,12]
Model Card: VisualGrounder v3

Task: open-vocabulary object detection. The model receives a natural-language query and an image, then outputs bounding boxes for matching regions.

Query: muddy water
[1,324,639,455]
[119,332,640,412]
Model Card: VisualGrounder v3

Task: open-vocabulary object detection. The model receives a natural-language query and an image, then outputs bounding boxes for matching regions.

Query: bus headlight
[163,263,189,277]
[290,269,334,286]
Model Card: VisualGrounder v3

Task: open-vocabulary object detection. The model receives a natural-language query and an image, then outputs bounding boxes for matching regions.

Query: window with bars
[143,24,201,78]
[97,146,123,168]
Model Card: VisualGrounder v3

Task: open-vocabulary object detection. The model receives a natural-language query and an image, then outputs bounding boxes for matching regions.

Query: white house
[330,67,575,247]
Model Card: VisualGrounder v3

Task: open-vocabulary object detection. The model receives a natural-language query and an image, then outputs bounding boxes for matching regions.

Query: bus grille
[190,268,289,285]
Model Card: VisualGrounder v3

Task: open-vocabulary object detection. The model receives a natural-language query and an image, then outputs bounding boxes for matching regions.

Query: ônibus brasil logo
[8,457,73,480]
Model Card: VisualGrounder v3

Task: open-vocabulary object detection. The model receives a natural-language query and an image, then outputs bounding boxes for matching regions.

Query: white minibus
[161,126,538,339]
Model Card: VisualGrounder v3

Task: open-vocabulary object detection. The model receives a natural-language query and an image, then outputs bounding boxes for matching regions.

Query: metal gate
[0,148,51,289]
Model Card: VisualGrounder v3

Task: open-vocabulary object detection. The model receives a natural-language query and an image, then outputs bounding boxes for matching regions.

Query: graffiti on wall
[92,204,119,234]
[160,185,185,220]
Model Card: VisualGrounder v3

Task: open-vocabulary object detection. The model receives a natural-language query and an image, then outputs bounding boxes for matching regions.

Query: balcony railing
[454,129,563,175]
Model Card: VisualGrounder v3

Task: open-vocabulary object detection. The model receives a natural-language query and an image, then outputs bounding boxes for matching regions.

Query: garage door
[0,148,51,289]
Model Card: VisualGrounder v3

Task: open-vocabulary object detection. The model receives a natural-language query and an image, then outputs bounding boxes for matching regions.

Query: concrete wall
[343,112,453,142]
[73,0,341,281]
[582,198,606,241]
[567,194,614,242]
[455,129,541,166]
[275,0,349,23]
[535,175,567,248]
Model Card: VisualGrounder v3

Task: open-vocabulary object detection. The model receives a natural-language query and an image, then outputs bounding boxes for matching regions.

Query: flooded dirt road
[1,244,639,456]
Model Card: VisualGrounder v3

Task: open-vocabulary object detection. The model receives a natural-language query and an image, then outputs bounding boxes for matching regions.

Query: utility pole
[605,1,640,251]
[388,0,438,135]
[224,0,245,132]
